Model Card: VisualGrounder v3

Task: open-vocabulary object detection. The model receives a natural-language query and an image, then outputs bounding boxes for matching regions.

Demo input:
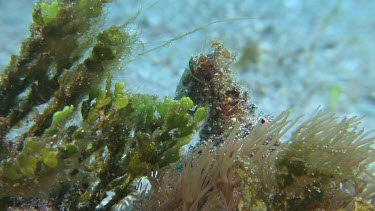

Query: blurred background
[1,0,374,129]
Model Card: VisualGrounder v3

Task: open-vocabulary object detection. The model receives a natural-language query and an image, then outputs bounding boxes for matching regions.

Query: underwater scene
[0,0,374,210]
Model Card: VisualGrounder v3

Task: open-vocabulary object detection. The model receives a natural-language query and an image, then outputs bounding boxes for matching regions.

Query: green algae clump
[40,0,59,24]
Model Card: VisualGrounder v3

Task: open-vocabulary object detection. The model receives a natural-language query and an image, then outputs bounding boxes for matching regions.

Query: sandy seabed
[1,0,374,130]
